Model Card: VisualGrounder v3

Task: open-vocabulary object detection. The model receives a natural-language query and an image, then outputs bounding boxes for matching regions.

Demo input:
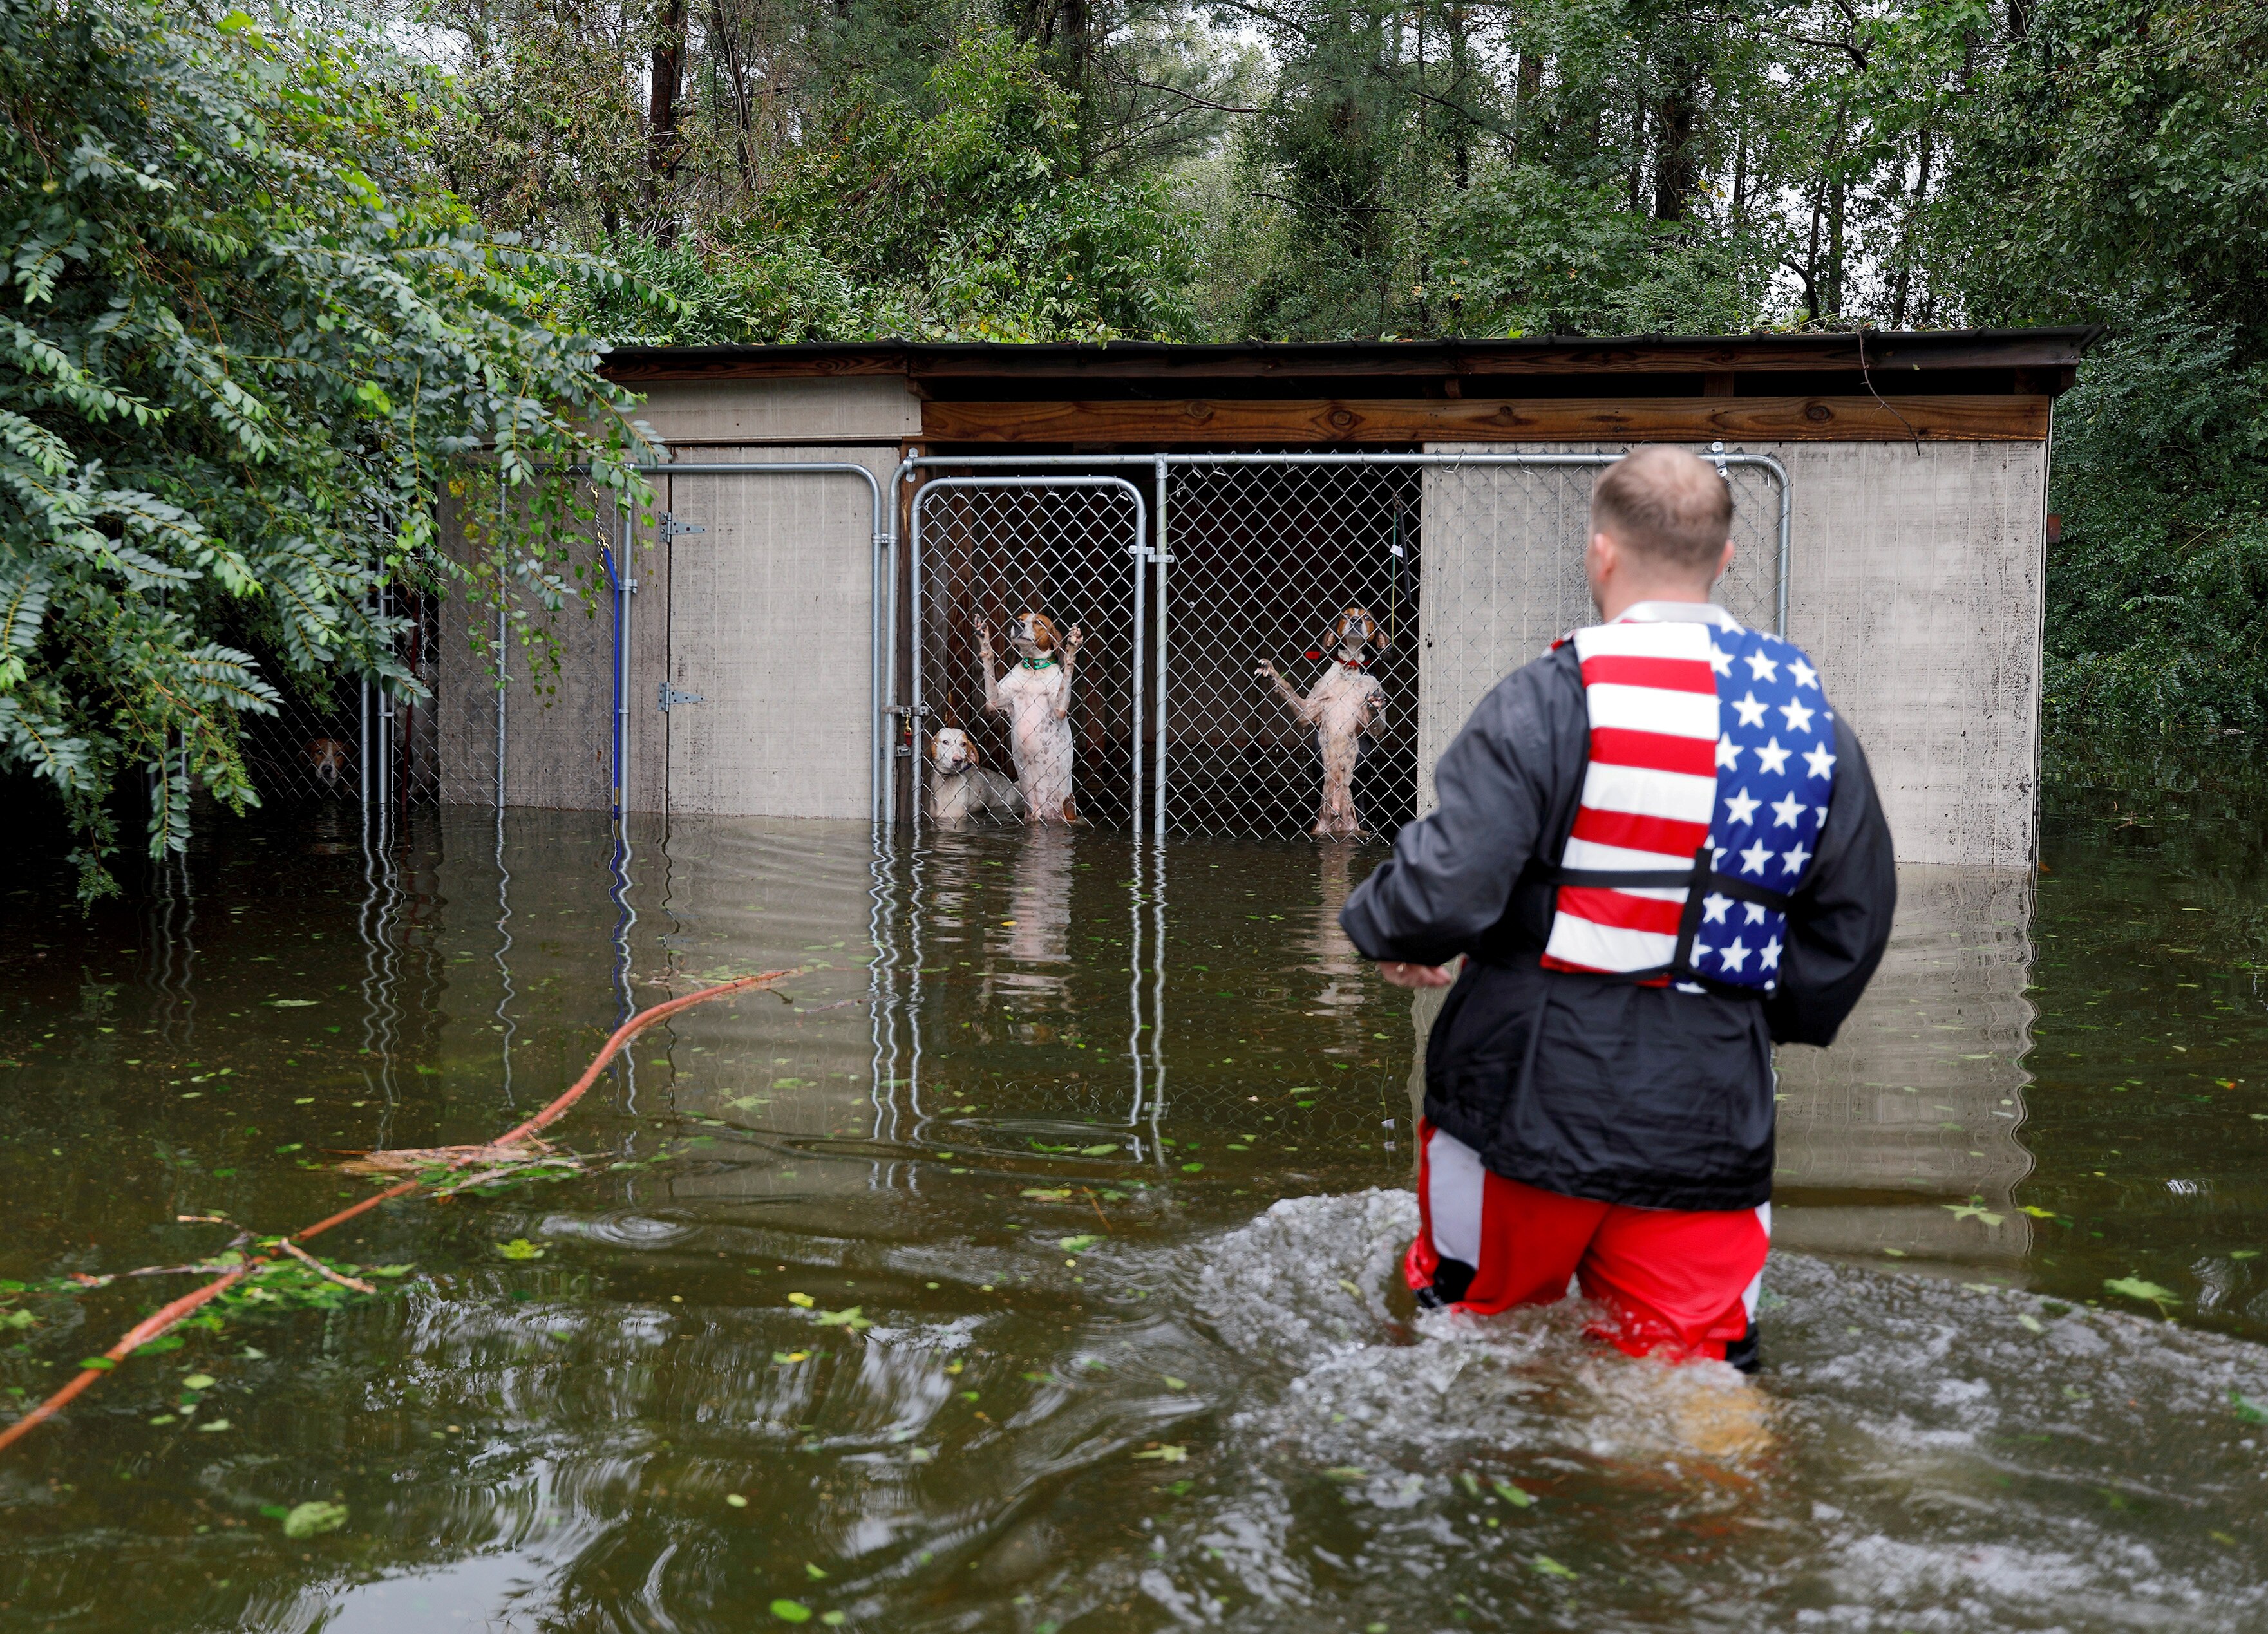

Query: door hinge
[658,682,704,713]
[659,512,706,543]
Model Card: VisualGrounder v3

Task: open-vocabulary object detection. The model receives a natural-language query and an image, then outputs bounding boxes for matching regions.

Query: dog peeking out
[1256,605,1386,839]
[928,726,1026,828]
[976,609,1083,825]
[305,738,350,791]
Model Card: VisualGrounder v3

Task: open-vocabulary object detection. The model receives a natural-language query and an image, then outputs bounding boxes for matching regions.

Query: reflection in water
[999,820,1073,994]
[0,784,2265,1632]
[1302,842,1370,1040]
[1775,867,2038,1263]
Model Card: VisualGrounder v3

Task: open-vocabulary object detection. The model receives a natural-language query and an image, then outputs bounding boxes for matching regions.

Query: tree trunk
[1513,50,1543,161]
[1889,124,1934,328]
[1650,41,1703,225]
[710,0,759,197]
[645,0,690,245]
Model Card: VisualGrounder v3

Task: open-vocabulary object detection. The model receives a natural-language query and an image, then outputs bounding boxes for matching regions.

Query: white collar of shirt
[1616,599,1739,628]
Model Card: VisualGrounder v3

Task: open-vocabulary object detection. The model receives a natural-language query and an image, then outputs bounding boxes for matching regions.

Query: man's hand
[1375,960,1453,990]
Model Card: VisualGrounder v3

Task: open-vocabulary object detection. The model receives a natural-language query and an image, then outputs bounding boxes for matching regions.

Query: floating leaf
[196,1418,231,1432]
[1057,1235,1101,1252]
[2233,1250,2261,1261]
[770,1601,813,1624]
[773,1351,810,1364]
[135,1335,185,1355]
[1160,1375,1187,1391]
[495,1239,545,1261]
[812,1306,870,1330]
[282,1500,348,1539]
[1134,1444,1188,1463]
[726,1494,749,1508]
[266,999,320,1008]
[1079,1144,1119,1156]
[182,1373,216,1391]
[2103,1276,2180,1306]
[1337,1279,1362,1297]
[2233,1391,2268,1426]
[2016,1314,2046,1334]
[1323,1466,1366,1480]
[1180,1162,1204,1174]
[78,1357,115,1371]
[1021,1188,1070,1201]
[1492,1479,1535,1508]
[787,1292,815,1308]
[1943,1201,2005,1226]
[2018,1205,2063,1220]
[1531,1555,1577,1580]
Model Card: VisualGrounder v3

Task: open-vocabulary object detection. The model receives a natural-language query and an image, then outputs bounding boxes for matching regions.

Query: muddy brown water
[1,771,2266,1631]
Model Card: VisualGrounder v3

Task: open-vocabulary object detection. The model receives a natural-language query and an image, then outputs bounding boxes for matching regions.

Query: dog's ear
[964,738,980,766]
[1029,612,1057,652]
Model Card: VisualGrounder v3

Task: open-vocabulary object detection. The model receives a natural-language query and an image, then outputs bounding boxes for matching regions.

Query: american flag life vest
[1538,615,1837,993]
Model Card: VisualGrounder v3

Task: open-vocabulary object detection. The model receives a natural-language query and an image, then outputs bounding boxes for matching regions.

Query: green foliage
[2043,317,2268,734]
[1939,0,2268,736]
[1941,0,2268,351]
[560,30,1198,344]
[1430,167,1777,338]
[0,0,652,894]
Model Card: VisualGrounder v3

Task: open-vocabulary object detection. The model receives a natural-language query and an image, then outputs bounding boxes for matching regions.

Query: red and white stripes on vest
[1539,621,1719,979]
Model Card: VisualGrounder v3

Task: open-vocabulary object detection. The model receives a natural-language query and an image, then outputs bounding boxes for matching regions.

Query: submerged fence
[434,444,1790,842]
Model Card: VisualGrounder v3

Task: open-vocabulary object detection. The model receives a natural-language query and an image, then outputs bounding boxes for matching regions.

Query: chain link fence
[1162,462,1422,838]
[238,585,443,824]
[912,477,1148,831]
[905,451,1789,841]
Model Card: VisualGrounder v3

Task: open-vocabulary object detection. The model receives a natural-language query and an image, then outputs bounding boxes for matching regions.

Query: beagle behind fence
[1256,606,1386,840]
[928,726,1026,827]
[976,610,1084,825]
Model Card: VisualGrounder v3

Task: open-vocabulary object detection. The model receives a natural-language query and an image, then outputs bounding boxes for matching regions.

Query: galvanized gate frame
[881,447,1793,838]
[581,462,890,823]
[905,474,1151,835]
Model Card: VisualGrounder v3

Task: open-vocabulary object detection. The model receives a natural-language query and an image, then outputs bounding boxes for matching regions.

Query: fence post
[1152,456,1169,840]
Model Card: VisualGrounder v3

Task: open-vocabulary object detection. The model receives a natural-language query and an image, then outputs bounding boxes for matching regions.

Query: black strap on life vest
[1537,845,1795,993]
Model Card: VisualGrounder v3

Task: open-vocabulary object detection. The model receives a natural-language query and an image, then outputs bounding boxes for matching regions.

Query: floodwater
[1,764,2266,1633]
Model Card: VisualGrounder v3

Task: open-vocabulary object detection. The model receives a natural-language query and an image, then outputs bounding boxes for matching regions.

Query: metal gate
[895,449,1790,841]
[909,476,1150,832]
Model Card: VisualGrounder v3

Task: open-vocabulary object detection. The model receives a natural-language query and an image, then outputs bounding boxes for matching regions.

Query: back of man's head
[1590,446,1733,578]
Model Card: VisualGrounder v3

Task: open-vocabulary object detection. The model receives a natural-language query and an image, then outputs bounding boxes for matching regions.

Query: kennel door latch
[657,681,705,713]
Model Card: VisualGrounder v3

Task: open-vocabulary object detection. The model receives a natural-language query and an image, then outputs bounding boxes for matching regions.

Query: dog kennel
[435,330,2095,869]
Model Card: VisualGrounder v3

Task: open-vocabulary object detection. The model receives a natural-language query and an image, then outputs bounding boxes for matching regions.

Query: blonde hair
[1590,446,1734,574]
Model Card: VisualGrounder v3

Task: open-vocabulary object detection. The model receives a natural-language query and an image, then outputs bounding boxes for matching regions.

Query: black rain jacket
[1341,635,1897,1212]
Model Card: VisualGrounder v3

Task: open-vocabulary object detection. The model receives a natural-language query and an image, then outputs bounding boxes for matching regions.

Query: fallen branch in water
[274,1239,375,1294]
[0,967,798,1456]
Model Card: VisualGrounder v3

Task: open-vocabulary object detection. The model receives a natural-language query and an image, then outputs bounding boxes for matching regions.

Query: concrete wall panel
[633,377,918,446]
[660,447,894,820]
[1775,440,2046,869]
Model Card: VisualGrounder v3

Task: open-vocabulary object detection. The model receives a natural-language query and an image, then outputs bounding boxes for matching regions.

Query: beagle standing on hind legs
[1256,606,1387,839]
[976,610,1084,825]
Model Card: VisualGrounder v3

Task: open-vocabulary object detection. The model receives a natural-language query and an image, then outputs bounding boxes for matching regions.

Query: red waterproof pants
[1406,1120,1770,1363]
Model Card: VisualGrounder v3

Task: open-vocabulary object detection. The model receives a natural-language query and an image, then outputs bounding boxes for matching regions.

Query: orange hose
[0,970,793,1456]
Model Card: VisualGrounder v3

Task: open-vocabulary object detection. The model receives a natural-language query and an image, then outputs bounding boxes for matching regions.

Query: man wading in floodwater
[1341,446,1896,1371]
